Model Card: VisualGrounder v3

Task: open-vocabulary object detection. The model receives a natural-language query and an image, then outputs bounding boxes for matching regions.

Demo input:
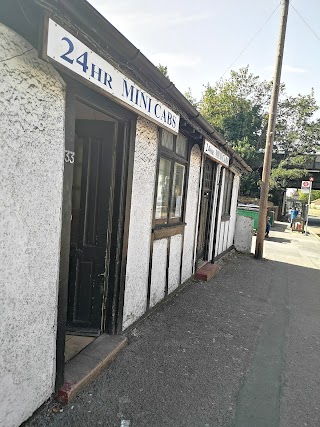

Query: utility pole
[305,178,314,234]
[255,0,290,259]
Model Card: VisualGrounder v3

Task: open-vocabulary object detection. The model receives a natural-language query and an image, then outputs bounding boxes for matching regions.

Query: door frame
[210,166,223,262]
[55,75,137,390]
[196,158,217,263]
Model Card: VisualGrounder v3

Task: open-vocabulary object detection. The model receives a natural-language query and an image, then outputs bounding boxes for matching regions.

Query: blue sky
[88,0,320,107]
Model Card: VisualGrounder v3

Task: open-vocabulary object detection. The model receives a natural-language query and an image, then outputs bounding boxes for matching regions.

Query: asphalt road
[25,222,320,427]
[308,215,320,236]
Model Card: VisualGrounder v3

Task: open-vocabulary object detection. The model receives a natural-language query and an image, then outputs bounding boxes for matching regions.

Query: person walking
[265,216,271,238]
[290,206,298,229]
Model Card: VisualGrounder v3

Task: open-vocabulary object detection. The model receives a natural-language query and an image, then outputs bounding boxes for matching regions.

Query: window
[155,129,188,226]
[221,169,234,218]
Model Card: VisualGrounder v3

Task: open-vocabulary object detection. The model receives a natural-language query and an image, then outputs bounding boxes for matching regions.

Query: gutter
[36,0,251,173]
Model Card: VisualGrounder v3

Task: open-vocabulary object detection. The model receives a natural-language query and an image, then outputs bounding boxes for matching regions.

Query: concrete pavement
[25,222,320,427]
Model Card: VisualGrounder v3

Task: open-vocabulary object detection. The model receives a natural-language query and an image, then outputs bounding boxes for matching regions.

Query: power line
[290,2,320,42]
[218,3,281,81]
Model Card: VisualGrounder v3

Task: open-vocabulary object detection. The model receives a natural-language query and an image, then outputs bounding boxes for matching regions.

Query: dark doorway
[197,159,217,262]
[67,112,117,336]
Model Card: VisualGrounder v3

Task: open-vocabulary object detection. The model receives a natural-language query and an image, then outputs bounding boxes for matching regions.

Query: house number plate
[64,150,75,164]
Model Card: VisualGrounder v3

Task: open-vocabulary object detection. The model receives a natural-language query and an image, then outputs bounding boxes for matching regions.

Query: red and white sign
[301,180,312,194]
[301,181,311,188]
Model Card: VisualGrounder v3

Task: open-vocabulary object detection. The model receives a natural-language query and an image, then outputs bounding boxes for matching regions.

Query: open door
[67,119,116,335]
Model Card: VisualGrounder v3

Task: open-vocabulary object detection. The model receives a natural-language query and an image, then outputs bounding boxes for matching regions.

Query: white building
[0,1,250,426]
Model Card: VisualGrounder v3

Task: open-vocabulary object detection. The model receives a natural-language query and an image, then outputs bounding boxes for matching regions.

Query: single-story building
[0,1,250,425]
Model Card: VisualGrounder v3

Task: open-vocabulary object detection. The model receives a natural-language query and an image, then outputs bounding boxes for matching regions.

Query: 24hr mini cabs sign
[44,18,180,134]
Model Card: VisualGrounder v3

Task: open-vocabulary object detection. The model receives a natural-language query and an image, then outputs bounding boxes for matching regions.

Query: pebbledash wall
[123,120,203,329]
[0,16,243,427]
[122,129,240,329]
[0,24,65,427]
[123,118,158,328]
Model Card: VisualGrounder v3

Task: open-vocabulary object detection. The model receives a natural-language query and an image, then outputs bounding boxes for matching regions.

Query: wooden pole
[255,0,290,259]
[304,180,313,234]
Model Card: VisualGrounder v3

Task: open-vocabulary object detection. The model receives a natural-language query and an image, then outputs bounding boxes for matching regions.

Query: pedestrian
[265,216,271,238]
[290,206,298,229]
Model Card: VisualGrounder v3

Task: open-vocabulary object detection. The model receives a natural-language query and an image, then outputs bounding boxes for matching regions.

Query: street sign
[301,181,311,194]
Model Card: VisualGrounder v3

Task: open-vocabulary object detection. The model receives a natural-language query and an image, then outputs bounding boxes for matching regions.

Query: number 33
[64,150,75,164]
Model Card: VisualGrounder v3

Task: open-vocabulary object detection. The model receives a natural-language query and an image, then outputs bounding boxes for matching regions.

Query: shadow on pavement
[24,254,320,427]
[267,236,291,244]
[272,222,290,232]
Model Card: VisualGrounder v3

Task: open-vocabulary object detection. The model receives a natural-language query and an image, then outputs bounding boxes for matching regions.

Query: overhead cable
[218,3,281,81]
[290,2,320,42]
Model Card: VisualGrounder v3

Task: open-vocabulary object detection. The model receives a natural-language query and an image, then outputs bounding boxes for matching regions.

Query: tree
[200,66,270,149]
[275,91,320,158]
[157,64,169,78]
[298,189,320,202]
[184,87,199,109]
[199,66,320,199]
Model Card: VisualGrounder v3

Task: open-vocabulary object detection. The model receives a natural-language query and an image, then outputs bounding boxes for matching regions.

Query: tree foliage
[276,91,320,157]
[199,66,320,198]
[157,64,169,78]
[298,189,320,202]
[184,87,199,109]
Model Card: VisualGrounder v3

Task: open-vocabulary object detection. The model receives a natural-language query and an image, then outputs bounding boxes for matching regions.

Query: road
[25,222,320,427]
[308,215,320,237]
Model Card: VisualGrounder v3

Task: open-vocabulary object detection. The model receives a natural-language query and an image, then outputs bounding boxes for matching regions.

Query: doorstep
[195,262,220,281]
[57,334,127,405]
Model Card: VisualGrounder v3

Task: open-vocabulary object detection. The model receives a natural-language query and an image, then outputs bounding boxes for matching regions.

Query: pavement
[25,222,320,427]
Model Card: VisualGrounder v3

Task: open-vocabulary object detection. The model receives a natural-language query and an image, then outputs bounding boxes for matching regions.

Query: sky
[88,0,320,107]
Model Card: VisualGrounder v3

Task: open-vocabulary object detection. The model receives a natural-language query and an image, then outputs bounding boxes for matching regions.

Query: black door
[67,120,116,334]
[197,159,216,261]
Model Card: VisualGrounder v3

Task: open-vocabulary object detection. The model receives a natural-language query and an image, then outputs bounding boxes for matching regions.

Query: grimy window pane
[155,157,171,222]
[176,133,188,158]
[222,169,229,215]
[161,129,174,150]
[170,162,185,220]
[226,174,234,214]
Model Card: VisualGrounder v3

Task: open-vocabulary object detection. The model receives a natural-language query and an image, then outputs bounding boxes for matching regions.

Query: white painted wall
[123,117,158,329]
[181,144,202,283]
[207,165,222,261]
[215,171,241,257]
[227,174,240,248]
[168,234,182,294]
[215,169,226,257]
[150,239,167,307]
[0,24,65,427]
[234,215,253,253]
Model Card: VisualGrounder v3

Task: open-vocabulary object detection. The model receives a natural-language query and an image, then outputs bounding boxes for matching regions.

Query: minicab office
[0,1,250,426]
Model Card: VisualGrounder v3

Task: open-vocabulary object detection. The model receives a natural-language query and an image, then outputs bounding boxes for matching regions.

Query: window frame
[153,128,189,233]
[221,169,234,220]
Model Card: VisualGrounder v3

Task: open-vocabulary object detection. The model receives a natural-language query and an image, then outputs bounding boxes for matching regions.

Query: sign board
[204,140,230,167]
[301,180,311,194]
[45,19,179,134]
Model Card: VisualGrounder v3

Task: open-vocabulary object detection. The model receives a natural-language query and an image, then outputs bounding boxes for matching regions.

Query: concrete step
[195,262,220,281]
[57,334,127,404]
